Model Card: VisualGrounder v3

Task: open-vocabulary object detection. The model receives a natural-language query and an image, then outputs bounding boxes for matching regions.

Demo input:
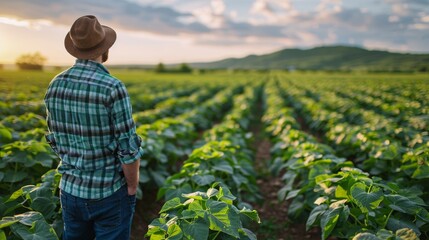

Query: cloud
[251,0,275,17]
[0,0,428,53]
[0,0,209,35]
[211,0,226,15]
[250,0,297,23]
[0,17,52,29]
[385,0,429,5]
[317,0,343,13]
[190,0,227,29]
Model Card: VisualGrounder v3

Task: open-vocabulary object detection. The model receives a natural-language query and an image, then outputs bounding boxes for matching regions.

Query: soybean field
[0,69,428,240]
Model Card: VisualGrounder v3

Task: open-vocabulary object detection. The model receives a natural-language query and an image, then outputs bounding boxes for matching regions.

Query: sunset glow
[0,0,428,66]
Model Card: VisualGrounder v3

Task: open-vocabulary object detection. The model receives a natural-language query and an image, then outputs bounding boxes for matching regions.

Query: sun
[0,23,16,64]
[0,20,31,64]
[0,30,6,63]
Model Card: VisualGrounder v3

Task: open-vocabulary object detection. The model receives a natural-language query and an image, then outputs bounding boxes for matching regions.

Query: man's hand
[127,185,137,196]
[122,159,140,196]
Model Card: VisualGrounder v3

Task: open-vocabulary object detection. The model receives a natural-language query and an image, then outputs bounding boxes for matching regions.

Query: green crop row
[278,81,423,180]
[133,86,223,125]
[135,85,243,197]
[263,79,429,239]
[147,85,262,239]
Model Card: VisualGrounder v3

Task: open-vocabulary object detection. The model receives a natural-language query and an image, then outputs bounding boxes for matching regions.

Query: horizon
[1,0,429,65]
[2,44,428,68]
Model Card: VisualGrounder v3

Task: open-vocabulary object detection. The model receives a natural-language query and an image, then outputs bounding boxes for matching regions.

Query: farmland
[0,69,428,240]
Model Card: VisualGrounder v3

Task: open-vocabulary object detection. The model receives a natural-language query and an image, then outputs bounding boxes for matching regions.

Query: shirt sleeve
[110,81,144,164]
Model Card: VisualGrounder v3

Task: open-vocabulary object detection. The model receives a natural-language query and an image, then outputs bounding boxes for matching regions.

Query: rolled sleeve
[110,82,144,164]
[117,134,144,164]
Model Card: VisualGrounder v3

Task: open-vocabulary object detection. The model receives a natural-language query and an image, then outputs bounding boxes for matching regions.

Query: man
[44,15,143,240]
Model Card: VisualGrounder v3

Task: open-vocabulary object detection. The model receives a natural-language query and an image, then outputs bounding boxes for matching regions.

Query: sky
[0,0,428,65]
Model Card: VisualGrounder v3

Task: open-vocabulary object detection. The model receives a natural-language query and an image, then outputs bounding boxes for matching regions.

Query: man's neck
[91,56,103,63]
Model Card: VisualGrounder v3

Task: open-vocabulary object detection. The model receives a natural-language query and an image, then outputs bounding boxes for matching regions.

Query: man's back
[45,59,141,199]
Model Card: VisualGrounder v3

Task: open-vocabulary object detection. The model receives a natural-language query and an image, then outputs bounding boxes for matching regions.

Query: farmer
[44,15,143,240]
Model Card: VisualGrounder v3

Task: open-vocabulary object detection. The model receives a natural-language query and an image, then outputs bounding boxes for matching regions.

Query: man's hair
[102,50,109,63]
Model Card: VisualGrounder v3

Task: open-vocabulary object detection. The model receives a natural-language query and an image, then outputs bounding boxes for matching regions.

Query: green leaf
[181,219,209,240]
[0,126,13,143]
[8,188,25,202]
[335,185,348,199]
[314,196,328,205]
[395,228,419,239]
[51,217,63,240]
[0,217,19,229]
[3,171,27,183]
[139,169,151,183]
[145,226,166,239]
[10,218,58,240]
[182,191,207,201]
[165,183,193,201]
[0,229,6,240]
[5,151,30,164]
[30,197,57,219]
[41,170,61,187]
[212,160,234,174]
[239,208,261,223]
[351,232,380,240]
[205,199,240,238]
[350,182,383,213]
[166,224,182,240]
[288,196,305,220]
[320,201,345,240]
[160,198,182,213]
[240,228,257,240]
[188,201,205,218]
[385,195,420,214]
[191,175,215,186]
[28,184,53,202]
[386,217,420,236]
[306,204,327,231]
[148,217,168,231]
[33,152,54,168]
[411,165,429,179]
[149,169,167,187]
[416,208,429,223]
[0,212,46,228]
[376,229,395,239]
[216,185,236,204]
[232,174,248,187]
[206,188,219,198]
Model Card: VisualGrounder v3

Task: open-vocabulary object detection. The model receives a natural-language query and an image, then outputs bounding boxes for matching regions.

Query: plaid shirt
[44,59,144,199]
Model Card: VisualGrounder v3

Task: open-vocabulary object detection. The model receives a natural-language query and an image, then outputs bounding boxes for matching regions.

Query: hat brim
[64,25,116,60]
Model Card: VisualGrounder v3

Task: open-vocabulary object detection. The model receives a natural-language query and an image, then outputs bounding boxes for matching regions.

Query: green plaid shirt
[44,59,144,199]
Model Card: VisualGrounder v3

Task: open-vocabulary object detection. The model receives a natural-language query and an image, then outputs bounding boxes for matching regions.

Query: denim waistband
[60,184,127,201]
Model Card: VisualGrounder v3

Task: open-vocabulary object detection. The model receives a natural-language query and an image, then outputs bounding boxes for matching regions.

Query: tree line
[15,52,47,70]
[155,62,192,73]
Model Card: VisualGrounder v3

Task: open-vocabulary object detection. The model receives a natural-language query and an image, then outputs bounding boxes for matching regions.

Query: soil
[130,186,163,240]
[295,115,324,143]
[249,106,322,240]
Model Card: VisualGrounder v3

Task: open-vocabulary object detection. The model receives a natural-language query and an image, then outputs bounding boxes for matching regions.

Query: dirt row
[249,101,321,239]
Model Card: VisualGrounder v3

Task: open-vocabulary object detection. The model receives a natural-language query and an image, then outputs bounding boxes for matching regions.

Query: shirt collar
[74,59,110,74]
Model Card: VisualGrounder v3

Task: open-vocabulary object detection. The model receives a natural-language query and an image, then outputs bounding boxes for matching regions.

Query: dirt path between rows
[250,102,321,240]
[130,186,163,240]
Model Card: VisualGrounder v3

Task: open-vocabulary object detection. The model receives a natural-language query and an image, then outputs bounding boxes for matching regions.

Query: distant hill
[189,46,429,71]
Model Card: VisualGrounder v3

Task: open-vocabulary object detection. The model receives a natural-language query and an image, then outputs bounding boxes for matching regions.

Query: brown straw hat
[64,15,116,59]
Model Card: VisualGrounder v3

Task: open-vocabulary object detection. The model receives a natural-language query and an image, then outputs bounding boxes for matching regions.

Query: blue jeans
[60,185,136,240]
